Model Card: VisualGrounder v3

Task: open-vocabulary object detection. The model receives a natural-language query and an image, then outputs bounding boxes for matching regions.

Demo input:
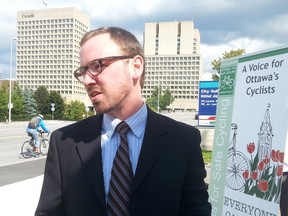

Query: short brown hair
[80,27,145,88]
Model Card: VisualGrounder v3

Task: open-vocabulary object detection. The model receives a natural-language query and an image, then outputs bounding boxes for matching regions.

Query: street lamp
[8,38,17,124]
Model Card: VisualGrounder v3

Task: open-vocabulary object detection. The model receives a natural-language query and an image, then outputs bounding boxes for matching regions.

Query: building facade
[142,21,203,111]
[16,7,90,104]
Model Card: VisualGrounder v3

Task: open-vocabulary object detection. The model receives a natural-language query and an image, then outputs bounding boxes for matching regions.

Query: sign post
[51,103,55,120]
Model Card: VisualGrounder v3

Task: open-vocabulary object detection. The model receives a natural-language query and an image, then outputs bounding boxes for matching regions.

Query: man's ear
[131,55,144,79]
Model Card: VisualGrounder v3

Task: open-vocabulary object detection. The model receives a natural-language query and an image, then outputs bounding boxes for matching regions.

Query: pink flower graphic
[258,161,265,171]
[247,142,255,154]
[251,171,258,180]
[276,165,283,177]
[243,170,249,179]
[257,180,268,192]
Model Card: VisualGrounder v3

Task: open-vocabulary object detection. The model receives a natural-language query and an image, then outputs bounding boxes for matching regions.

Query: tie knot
[115,121,130,135]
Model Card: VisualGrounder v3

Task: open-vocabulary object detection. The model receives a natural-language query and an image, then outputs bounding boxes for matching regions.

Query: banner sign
[208,45,288,216]
[198,81,219,127]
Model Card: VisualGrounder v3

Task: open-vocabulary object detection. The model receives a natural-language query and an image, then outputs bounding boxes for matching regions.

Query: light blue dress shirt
[101,104,147,199]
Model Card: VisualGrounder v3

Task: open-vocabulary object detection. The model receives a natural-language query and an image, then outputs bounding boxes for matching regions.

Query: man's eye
[90,62,101,71]
[79,69,86,75]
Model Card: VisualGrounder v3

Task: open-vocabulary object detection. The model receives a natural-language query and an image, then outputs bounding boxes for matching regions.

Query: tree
[211,48,246,80]
[0,88,8,121]
[0,81,25,121]
[23,88,38,118]
[34,86,50,116]
[0,81,9,121]
[162,88,174,110]
[0,80,10,93]
[64,100,86,121]
[11,86,26,120]
[146,86,174,112]
[49,91,65,120]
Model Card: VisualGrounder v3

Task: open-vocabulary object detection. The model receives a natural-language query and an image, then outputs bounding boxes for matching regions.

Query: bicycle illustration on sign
[220,75,235,89]
[225,123,250,191]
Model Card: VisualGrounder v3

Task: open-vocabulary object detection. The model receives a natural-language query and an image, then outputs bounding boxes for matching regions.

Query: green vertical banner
[208,61,237,215]
[208,46,288,216]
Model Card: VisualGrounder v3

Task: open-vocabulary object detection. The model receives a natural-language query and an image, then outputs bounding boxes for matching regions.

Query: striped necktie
[107,121,133,216]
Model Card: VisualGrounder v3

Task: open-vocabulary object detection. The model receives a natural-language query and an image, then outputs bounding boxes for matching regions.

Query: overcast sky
[1,0,287,79]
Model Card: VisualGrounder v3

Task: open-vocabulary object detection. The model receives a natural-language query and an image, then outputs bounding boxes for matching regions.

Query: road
[0,120,74,167]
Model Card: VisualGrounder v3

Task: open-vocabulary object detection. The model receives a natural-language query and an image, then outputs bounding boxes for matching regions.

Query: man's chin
[93,103,115,115]
[92,102,106,114]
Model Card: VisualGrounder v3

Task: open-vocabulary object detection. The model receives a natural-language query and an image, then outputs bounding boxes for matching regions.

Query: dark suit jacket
[35,107,211,216]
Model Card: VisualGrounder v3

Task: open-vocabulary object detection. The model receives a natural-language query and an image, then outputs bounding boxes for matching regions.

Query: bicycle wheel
[21,141,34,159]
[225,151,249,191]
[40,139,49,156]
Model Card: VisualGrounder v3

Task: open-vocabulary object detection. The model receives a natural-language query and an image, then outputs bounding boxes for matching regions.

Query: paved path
[0,158,46,187]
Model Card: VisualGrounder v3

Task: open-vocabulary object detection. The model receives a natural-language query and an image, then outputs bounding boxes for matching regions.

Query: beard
[91,84,131,115]
[92,99,115,114]
[90,65,132,115]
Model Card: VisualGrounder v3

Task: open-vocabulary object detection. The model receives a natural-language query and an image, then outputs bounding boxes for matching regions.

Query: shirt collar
[102,104,147,139]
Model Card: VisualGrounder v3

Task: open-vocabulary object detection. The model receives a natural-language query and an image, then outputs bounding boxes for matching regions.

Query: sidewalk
[0,159,46,215]
[0,175,43,216]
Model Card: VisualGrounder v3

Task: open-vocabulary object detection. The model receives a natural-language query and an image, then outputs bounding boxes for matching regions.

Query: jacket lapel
[132,109,170,192]
[75,115,106,208]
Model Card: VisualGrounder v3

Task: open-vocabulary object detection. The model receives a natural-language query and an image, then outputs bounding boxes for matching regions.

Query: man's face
[79,33,133,115]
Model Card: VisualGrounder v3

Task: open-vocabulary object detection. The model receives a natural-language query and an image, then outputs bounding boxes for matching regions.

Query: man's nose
[82,72,97,85]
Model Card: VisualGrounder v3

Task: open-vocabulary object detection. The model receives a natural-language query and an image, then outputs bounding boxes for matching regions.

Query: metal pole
[51,103,55,120]
[157,81,160,113]
[8,38,16,124]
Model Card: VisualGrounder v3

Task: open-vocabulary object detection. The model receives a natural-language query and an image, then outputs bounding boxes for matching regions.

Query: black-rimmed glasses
[74,56,133,83]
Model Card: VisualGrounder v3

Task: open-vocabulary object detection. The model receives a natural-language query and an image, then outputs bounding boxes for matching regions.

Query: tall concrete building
[143,21,203,111]
[16,7,90,104]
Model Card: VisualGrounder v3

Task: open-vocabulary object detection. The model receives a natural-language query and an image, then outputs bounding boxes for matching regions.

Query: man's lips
[88,88,102,99]
[90,91,100,98]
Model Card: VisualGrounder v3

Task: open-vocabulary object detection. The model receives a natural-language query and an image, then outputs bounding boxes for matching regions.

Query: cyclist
[26,114,50,155]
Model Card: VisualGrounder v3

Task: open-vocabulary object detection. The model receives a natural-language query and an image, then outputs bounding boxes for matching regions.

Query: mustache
[87,86,102,92]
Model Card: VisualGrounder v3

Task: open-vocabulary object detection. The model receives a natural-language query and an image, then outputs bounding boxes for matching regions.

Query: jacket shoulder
[52,115,103,139]
[148,110,199,134]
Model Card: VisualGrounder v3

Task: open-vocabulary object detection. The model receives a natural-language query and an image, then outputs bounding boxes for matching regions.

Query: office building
[16,7,90,104]
[142,21,203,111]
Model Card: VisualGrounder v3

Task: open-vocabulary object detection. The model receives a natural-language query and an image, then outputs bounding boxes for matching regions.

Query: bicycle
[225,123,249,191]
[21,130,50,159]
[220,75,235,89]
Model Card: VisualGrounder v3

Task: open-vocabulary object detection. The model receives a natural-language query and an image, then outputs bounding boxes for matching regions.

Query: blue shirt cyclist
[26,114,50,155]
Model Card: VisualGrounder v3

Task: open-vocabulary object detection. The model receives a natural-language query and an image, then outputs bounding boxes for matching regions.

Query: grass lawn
[202,150,212,164]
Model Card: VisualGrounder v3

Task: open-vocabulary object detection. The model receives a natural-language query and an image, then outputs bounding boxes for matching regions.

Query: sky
[0,0,287,80]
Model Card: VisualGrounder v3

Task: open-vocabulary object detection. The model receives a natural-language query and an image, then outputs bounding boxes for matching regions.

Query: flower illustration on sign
[241,104,284,203]
[243,146,284,202]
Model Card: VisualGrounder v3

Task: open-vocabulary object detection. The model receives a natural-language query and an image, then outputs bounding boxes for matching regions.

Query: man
[26,114,50,155]
[35,27,211,216]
